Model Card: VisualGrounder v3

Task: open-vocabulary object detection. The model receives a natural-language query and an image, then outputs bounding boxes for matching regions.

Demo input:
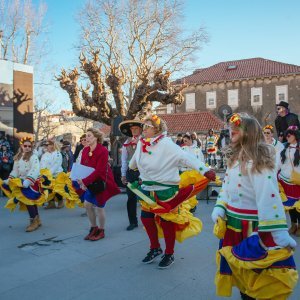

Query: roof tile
[177,58,300,85]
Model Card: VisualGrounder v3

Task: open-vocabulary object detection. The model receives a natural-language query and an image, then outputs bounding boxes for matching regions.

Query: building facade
[172,58,300,125]
[0,59,34,149]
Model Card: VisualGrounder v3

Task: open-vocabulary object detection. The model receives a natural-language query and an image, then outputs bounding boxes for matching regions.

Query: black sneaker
[126,224,138,231]
[142,248,163,264]
[158,254,174,269]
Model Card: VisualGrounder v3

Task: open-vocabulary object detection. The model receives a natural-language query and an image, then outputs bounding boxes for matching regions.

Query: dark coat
[275,112,300,142]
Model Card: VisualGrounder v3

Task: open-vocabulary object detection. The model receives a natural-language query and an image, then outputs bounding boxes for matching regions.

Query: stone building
[170,57,300,125]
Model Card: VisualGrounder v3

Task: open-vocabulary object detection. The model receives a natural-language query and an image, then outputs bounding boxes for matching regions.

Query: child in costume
[205,128,218,167]
[1,137,45,232]
[129,115,216,269]
[262,124,284,170]
[40,140,64,209]
[211,113,298,300]
[278,126,300,236]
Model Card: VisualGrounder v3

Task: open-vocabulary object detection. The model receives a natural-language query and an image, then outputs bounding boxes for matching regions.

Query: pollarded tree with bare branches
[57,0,209,125]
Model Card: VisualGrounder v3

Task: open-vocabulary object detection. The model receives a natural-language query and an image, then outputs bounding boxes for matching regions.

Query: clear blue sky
[34,0,300,111]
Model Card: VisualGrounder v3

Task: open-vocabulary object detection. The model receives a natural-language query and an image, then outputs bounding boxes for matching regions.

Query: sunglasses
[263,132,271,135]
[23,145,32,148]
[143,124,154,129]
[286,134,294,138]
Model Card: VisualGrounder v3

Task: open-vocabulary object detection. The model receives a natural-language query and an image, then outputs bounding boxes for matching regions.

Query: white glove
[22,179,32,188]
[3,179,9,185]
[211,206,226,223]
[272,231,297,248]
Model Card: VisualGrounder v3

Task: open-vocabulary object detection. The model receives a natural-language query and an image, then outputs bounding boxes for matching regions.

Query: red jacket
[81,144,120,206]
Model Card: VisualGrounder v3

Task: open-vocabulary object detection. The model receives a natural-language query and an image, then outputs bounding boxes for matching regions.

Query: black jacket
[275,112,300,141]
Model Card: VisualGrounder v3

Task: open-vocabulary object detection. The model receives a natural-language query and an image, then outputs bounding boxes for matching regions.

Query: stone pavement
[0,194,299,300]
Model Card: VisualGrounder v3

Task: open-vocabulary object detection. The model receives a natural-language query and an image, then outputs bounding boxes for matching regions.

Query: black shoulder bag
[87,163,109,195]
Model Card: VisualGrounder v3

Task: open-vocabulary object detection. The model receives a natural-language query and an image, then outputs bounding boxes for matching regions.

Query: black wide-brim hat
[276,101,289,109]
[119,119,144,137]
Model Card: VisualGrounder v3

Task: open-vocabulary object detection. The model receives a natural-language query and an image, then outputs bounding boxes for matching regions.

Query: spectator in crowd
[217,129,230,169]
[74,134,86,162]
[275,101,299,143]
[191,132,202,148]
[175,133,184,146]
[0,144,14,179]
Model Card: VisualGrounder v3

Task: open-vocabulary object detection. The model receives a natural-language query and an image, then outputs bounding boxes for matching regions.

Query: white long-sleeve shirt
[271,138,284,170]
[9,154,40,184]
[129,136,209,191]
[278,145,300,182]
[40,151,63,176]
[215,161,287,232]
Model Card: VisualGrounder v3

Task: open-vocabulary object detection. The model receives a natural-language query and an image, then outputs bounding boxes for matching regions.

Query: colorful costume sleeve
[82,147,109,186]
[214,171,229,211]
[248,167,287,232]
[26,155,40,184]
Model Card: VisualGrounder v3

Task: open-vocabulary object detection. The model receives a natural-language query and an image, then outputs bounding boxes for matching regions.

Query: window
[185,93,195,111]
[251,87,262,106]
[228,89,238,106]
[206,91,216,108]
[227,65,237,70]
[276,85,288,104]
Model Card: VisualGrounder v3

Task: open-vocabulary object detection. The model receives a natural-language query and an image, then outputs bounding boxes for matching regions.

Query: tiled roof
[159,111,224,134]
[176,58,300,85]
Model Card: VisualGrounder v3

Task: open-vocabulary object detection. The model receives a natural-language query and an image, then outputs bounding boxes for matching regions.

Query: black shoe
[126,224,138,231]
[190,206,197,213]
[158,254,174,269]
[142,248,163,264]
[240,292,255,300]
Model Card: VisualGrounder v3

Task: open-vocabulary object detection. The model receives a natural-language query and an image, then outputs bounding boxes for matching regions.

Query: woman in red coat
[77,128,120,241]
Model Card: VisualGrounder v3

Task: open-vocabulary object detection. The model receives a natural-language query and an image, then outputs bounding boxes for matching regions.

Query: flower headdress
[287,125,299,131]
[20,136,34,145]
[263,124,273,131]
[151,115,161,125]
[229,113,242,127]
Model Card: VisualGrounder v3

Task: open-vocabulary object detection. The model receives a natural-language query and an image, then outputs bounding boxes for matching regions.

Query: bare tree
[0,0,48,65]
[33,99,60,141]
[57,0,208,125]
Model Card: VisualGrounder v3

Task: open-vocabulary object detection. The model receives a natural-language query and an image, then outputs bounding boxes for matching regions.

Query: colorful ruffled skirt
[215,215,298,299]
[40,170,81,208]
[0,178,48,211]
[128,170,211,242]
[278,177,300,212]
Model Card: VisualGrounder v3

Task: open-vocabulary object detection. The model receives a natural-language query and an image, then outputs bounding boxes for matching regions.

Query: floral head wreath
[287,125,299,131]
[20,136,34,145]
[229,113,242,127]
[151,115,161,125]
[263,124,273,131]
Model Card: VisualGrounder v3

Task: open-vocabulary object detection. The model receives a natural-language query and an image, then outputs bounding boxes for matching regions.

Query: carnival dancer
[0,137,46,232]
[211,113,298,300]
[278,126,300,236]
[262,124,284,170]
[40,140,64,209]
[180,133,205,213]
[76,128,120,241]
[128,115,216,269]
[119,117,143,231]
[205,128,218,167]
